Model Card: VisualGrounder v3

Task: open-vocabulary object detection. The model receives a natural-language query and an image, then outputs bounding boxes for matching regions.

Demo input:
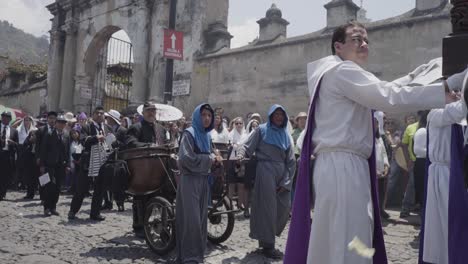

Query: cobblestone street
[0,191,420,264]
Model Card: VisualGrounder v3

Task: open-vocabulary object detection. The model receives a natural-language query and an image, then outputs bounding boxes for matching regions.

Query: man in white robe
[422,86,467,264]
[284,21,467,264]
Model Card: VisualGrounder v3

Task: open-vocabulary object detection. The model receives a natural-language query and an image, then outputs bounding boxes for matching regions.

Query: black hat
[56,114,67,123]
[1,111,12,118]
[143,101,156,111]
[47,111,58,117]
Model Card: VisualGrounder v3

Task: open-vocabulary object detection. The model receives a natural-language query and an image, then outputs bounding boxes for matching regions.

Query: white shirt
[428,100,467,164]
[228,128,246,160]
[308,56,445,158]
[413,127,427,158]
[18,123,37,144]
[1,124,11,151]
[211,127,230,144]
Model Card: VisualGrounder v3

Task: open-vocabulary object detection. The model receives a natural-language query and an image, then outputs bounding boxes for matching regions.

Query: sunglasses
[235,122,243,125]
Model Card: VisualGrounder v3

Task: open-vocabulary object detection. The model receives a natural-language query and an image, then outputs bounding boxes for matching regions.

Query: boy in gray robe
[176,103,221,263]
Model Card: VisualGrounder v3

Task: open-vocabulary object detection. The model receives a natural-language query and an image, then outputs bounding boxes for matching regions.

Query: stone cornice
[46,2,59,16]
[60,0,73,12]
[257,16,290,27]
[324,0,360,12]
[62,21,79,35]
[49,29,66,41]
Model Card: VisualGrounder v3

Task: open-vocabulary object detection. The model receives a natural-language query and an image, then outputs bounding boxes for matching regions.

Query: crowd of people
[1,20,467,264]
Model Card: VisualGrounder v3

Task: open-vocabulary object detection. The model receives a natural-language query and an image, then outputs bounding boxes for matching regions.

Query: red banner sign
[163,29,184,60]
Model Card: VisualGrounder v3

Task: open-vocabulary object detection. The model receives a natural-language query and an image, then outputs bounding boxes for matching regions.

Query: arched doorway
[85,28,134,113]
[95,30,134,113]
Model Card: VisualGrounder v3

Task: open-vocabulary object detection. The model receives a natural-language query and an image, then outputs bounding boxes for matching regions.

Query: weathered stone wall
[0,79,47,116]
[173,7,452,119]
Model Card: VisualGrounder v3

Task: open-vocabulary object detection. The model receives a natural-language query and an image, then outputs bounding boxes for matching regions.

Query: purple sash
[284,80,388,263]
[448,124,468,263]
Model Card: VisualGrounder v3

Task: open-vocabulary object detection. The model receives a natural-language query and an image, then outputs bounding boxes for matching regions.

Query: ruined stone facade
[15,0,452,117]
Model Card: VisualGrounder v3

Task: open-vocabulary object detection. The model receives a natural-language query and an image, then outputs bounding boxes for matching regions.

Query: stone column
[46,2,65,112]
[47,30,66,112]
[59,21,78,111]
[442,0,468,76]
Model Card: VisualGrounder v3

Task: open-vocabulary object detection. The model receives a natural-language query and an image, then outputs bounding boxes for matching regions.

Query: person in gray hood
[176,103,221,263]
[236,104,296,260]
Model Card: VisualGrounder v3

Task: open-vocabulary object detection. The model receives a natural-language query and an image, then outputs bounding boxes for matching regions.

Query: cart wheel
[207,196,235,244]
[144,196,176,255]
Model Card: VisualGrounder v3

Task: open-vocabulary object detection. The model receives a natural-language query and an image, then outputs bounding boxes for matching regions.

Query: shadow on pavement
[81,233,174,262]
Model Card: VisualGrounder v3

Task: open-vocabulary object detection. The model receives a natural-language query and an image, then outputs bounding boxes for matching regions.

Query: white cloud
[0,0,53,37]
[229,19,258,48]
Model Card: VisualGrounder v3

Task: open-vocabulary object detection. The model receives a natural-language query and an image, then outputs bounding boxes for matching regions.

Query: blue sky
[1,0,416,47]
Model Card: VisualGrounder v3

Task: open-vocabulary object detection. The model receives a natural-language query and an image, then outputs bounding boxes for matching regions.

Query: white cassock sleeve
[428,100,467,127]
[333,61,446,113]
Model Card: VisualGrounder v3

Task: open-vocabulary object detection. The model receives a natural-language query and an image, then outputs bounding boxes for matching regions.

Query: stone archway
[81,27,134,113]
[46,0,231,113]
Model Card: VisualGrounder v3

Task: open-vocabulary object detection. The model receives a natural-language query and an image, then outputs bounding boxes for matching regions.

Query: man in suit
[68,106,111,221]
[36,111,57,202]
[39,114,69,216]
[0,111,19,200]
[126,101,167,237]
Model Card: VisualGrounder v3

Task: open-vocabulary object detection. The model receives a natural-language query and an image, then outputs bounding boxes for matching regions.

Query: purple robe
[448,124,468,263]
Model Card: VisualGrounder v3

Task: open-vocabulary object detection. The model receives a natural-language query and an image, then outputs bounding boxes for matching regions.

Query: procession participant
[399,114,419,218]
[121,116,132,129]
[284,21,465,264]
[67,126,82,194]
[167,122,180,147]
[176,103,221,263]
[36,111,57,164]
[35,111,57,203]
[374,112,390,220]
[39,114,69,216]
[239,118,261,218]
[290,112,307,202]
[413,111,429,210]
[236,104,296,260]
[17,115,37,193]
[419,89,466,264]
[0,111,18,201]
[77,112,87,127]
[210,113,229,143]
[249,113,263,124]
[125,101,167,237]
[227,117,247,211]
[445,82,468,263]
[103,109,127,211]
[68,106,111,221]
[22,130,40,199]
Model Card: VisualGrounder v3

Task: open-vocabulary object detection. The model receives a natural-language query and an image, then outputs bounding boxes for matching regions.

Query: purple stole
[284,79,388,264]
[448,124,468,263]
[419,124,468,264]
